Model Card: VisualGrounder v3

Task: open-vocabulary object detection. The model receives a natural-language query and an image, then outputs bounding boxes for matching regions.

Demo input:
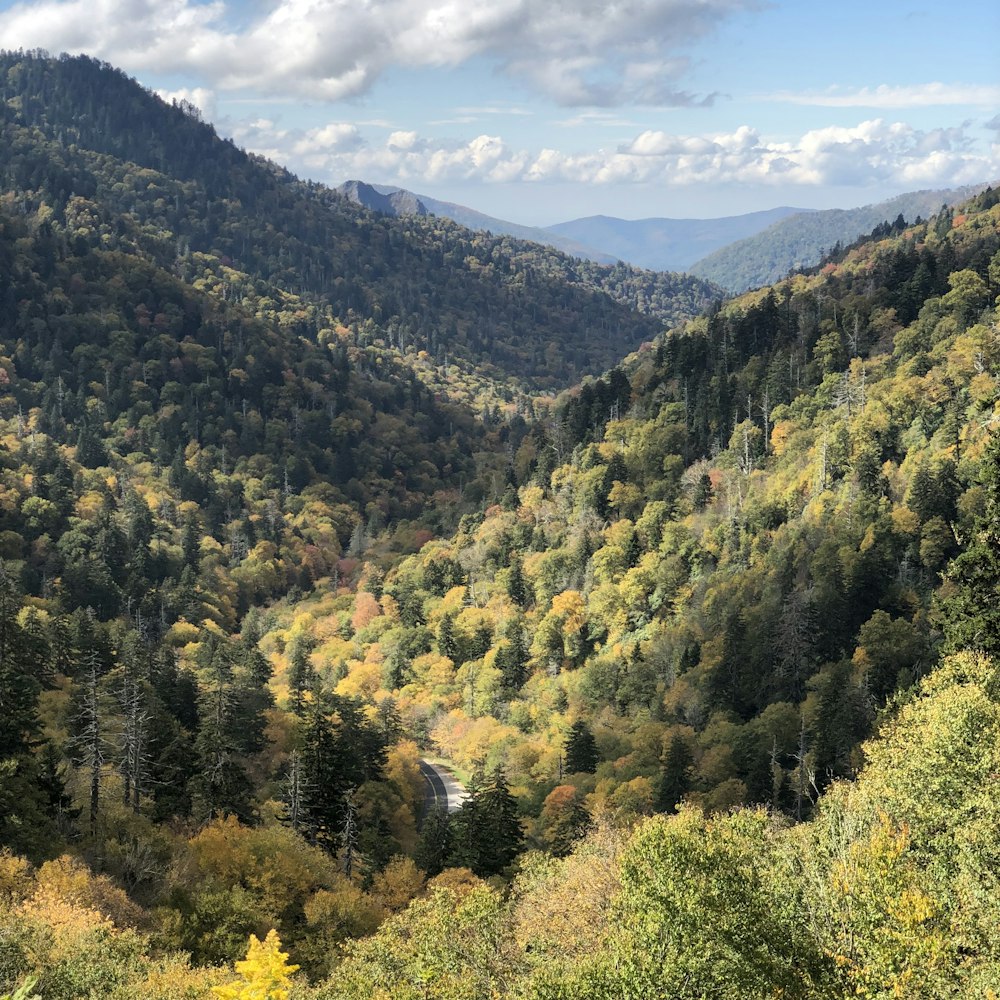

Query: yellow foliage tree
[212,929,299,1000]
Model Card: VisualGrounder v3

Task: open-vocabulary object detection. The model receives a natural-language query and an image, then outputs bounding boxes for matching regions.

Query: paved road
[419,759,468,816]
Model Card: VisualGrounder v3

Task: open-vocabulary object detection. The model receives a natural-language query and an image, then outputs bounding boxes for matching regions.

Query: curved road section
[419,759,468,816]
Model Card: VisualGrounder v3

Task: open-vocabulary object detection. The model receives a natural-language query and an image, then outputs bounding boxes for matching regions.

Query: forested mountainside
[0,52,717,395]
[0,181,997,999]
[689,183,988,293]
[267,185,1000,819]
[348,182,618,265]
[1,48,1000,1000]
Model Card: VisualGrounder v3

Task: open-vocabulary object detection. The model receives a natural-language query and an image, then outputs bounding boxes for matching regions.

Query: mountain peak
[337,179,427,217]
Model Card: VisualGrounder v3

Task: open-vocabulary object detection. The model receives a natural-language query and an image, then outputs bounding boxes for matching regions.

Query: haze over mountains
[339,177,993,292]
[545,207,806,272]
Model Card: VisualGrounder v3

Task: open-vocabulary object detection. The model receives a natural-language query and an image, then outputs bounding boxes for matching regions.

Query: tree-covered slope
[3,48,1000,1000]
[0,51,718,393]
[289,187,1000,828]
[364,182,619,264]
[689,183,990,292]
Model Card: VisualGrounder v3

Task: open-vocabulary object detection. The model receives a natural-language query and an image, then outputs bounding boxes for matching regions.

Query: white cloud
[0,0,755,106]
[155,86,217,121]
[765,82,1000,108]
[240,116,1000,192]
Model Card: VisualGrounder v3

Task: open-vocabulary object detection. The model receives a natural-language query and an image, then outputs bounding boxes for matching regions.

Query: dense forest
[1,51,1000,1000]
[688,183,988,293]
[0,51,718,399]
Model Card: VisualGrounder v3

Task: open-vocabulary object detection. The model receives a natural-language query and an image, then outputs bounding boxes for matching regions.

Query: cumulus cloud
[155,86,217,121]
[0,0,755,106]
[242,116,1000,191]
[766,82,1000,108]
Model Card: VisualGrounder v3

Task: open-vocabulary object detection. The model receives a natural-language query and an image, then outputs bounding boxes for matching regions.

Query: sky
[0,0,998,225]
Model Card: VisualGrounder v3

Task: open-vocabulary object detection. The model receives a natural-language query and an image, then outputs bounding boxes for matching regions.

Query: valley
[0,49,998,1000]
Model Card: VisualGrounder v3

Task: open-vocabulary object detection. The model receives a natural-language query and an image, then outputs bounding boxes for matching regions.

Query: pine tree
[448,769,523,877]
[544,790,590,857]
[437,612,461,663]
[0,568,62,854]
[506,551,529,607]
[287,636,314,716]
[414,804,452,877]
[656,734,693,813]
[563,720,599,774]
[72,650,109,835]
[299,704,348,852]
[341,788,360,880]
[495,615,529,691]
[281,750,307,833]
[231,638,273,753]
[693,471,714,510]
[191,633,253,822]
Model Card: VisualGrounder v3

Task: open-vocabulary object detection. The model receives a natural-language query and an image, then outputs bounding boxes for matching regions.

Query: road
[419,758,468,817]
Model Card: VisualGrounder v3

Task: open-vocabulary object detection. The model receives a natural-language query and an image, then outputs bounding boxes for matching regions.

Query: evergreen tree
[563,720,599,774]
[505,552,529,607]
[437,612,461,663]
[0,569,61,855]
[299,704,345,852]
[544,791,590,858]
[693,472,714,510]
[191,634,254,822]
[940,431,1000,660]
[494,615,529,692]
[414,805,452,877]
[448,769,523,877]
[288,636,314,716]
[71,650,109,835]
[230,638,274,756]
[656,734,693,814]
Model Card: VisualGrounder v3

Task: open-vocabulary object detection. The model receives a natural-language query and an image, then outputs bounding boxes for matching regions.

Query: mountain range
[687,183,992,291]
[340,177,991,292]
[2,49,1000,1000]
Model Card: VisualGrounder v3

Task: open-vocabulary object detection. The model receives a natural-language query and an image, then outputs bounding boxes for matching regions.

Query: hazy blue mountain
[544,207,808,272]
[688,184,992,292]
[368,183,617,263]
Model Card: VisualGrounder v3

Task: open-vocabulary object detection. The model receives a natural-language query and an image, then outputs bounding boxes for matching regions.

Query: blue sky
[0,0,997,223]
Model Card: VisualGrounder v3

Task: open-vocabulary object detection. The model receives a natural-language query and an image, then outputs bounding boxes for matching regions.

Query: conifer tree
[506,551,529,607]
[940,431,1000,660]
[448,769,523,877]
[414,804,452,877]
[495,615,529,691]
[191,633,253,822]
[72,650,109,835]
[437,611,461,663]
[0,568,62,854]
[287,636,314,716]
[563,720,599,774]
[656,734,693,814]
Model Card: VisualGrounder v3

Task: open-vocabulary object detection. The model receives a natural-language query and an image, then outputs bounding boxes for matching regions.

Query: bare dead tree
[72,651,109,835]
[342,787,360,880]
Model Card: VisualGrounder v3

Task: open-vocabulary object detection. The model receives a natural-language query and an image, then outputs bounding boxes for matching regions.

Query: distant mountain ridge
[340,178,997,294]
[545,207,809,272]
[339,180,808,271]
[688,184,994,292]
[352,182,618,263]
